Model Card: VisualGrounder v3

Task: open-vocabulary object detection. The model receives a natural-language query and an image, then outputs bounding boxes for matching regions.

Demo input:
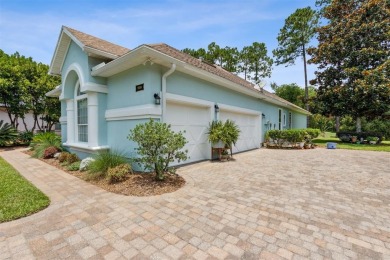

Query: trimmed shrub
[43,146,59,159]
[128,119,188,181]
[67,161,81,171]
[87,150,128,179]
[106,163,132,183]
[305,128,321,139]
[58,152,70,163]
[265,128,320,149]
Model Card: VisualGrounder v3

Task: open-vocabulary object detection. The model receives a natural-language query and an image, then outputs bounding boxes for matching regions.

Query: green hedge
[265,128,320,148]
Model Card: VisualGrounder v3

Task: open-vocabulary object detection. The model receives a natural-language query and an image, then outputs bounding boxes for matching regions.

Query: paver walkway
[0,148,389,259]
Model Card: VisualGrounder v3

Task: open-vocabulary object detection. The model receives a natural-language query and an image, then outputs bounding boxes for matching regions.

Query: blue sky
[0,0,318,91]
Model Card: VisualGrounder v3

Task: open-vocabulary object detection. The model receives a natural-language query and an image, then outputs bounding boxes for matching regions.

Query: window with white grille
[75,82,88,142]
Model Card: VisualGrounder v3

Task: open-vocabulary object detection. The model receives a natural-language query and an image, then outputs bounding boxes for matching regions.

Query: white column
[66,99,75,144]
[87,92,99,147]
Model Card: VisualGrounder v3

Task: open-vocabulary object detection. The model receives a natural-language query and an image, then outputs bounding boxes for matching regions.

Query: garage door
[220,110,261,153]
[165,102,211,164]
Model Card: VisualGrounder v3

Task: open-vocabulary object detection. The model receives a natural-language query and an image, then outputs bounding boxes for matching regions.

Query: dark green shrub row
[336,132,383,143]
[266,128,320,143]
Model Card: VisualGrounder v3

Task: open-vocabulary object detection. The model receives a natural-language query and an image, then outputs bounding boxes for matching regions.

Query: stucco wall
[106,64,161,109]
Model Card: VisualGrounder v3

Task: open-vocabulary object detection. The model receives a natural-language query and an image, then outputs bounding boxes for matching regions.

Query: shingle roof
[64,26,130,57]
[146,43,306,112]
[62,27,308,113]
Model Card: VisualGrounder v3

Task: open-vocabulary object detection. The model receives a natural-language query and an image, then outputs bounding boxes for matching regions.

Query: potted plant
[351,136,358,143]
[222,119,240,155]
[221,149,230,161]
[366,136,378,145]
[206,120,225,148]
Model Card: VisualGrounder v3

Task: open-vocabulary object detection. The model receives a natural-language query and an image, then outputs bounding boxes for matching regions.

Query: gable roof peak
[62,26,130,57]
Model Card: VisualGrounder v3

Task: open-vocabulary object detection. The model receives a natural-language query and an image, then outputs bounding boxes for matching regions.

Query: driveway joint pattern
[1,149,389,259]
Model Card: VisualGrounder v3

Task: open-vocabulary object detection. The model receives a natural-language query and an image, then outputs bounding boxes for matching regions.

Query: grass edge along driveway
[0,156,50,223]
[312,132,390,152]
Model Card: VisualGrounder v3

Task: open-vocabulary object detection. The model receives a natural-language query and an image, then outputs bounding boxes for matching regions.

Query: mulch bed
[23,150,186,197]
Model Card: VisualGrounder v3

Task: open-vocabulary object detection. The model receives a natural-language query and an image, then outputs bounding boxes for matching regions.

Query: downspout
[161,63,176,122]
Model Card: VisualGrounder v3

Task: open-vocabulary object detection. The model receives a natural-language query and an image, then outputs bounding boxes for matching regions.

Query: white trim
[283,112,287,127]
[49,30,71,75]
[81,82,108,93]
[64,63,86,85]
[74,81,88,143]
[88,93,99,147]
[63,143,109,153]
[59,116,67,123]
[166,93,214,108]
[90,45,310,115]
[83,46,118,60]
[46,85,62,97]
[105,104,161,121]
[66,99,75,143]
[62,27,85,51]
[218,103,261,116]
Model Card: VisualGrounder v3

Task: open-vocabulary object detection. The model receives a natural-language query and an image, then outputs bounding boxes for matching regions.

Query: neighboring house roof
[50,26,310,115]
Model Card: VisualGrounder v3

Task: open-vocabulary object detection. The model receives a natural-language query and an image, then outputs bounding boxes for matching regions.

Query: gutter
[161,63,176,122]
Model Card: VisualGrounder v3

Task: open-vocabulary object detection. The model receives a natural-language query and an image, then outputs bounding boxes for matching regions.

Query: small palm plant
[0,120,18,146]
[30,132,62,158]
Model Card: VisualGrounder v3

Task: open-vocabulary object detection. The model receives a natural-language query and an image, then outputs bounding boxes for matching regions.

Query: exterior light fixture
[214,104,219,113]
[154,93,161,105]
[262,113,266,118]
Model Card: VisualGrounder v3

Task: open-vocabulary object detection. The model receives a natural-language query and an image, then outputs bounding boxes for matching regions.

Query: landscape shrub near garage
[128,119,188,181]
[265,128,320,149]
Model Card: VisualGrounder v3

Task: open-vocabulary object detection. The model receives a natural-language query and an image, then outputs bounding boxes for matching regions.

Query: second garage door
[165,101,211,164]
[219,110,261,153]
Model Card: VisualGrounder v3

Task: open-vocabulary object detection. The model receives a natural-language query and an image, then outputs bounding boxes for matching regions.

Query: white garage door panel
[166,102,211,164]
[220,110,260,153]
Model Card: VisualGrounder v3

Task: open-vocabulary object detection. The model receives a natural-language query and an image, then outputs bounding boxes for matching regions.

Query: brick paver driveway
[1,148,389,259]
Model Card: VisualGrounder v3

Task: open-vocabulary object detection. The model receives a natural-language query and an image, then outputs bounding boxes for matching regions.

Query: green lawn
[313,132,390,152]
[0,156,50,222]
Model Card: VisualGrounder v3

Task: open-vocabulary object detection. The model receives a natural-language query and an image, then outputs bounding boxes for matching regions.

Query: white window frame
[283,112,287,127]
[74,81,88,143]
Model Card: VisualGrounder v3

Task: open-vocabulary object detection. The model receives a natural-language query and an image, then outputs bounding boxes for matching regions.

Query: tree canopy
[0,50,60,131]
[273,7,319,111]
[183,42,273,85]
[308,0,390,131]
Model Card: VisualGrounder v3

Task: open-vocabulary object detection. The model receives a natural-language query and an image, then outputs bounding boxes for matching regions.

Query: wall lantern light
[214,104,219,113]
[154,93,161,105]
[262,113,266,118]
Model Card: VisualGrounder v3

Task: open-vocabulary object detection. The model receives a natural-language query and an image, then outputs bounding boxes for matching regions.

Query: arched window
[75,81,88,142]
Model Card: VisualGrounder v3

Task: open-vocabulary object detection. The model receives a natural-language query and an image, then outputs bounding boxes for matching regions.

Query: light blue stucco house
[47,26,310,164]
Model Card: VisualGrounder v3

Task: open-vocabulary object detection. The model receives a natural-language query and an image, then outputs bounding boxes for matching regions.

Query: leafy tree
[183,42,273,83]
[308,114,335,135]
[0,50,60,131]
[245,42,273,85]
[0,51,28,129]
[308,0,390,132]
[270,83,305,108]
[128,119,188,181]
[273,7,319,111]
